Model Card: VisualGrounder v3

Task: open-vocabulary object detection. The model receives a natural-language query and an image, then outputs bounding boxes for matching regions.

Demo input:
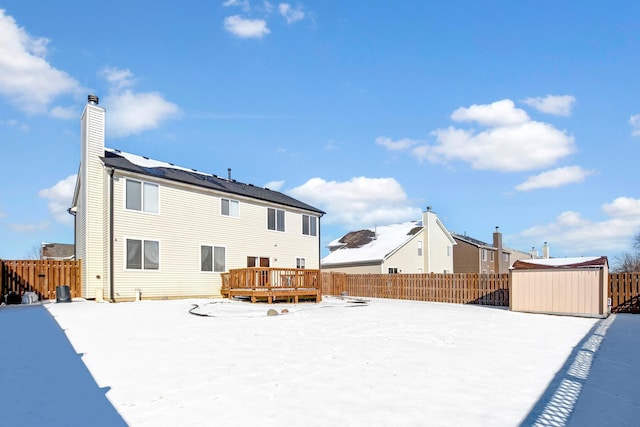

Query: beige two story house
[71,95,324,301]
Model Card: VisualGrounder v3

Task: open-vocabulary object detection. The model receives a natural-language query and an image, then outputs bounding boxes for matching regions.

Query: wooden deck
[221,268,322,303]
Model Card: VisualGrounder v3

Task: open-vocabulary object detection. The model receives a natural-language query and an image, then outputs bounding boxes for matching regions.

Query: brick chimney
[493,226,504,273]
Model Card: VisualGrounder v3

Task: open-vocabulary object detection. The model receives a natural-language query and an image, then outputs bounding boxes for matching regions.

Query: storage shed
[510,256,609,318]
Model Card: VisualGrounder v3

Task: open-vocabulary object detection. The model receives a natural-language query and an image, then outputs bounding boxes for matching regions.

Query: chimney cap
[88,94,99,105]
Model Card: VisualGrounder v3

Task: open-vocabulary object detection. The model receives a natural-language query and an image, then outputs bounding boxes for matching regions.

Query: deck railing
[222,268,320,291]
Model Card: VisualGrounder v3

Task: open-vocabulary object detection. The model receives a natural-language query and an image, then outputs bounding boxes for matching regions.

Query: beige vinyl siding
[383,231,424,274]
[511,268,608,317]
[423,213,454,273]
[80,104,107,299]
[321,263,382,274]
[76,174,87,296]
[111,171,320,300]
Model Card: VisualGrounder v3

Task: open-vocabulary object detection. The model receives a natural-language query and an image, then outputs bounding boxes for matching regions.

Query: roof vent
[227,168,232,181]
[88,94,99,105]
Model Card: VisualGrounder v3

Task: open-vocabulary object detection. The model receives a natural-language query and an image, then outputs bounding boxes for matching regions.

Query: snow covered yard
[3,297,636,426]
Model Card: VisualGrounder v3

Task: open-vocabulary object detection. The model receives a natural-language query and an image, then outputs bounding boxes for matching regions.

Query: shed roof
[101,149,324,215]
[512,256,608,270]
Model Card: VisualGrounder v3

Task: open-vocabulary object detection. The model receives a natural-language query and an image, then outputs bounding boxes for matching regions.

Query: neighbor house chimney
[542,242,550,259]
[493,226,504,273]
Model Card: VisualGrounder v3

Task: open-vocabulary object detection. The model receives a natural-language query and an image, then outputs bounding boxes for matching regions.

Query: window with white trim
[201,245,226,272]
[296,257,306,269]
[490,251,494,262]
[221,198,239,217]
[267,208,285,232]
[388,267,398,274]
[417,240,423,256]
[126,239,159,270]
[302,215,317,236]
[125,179,159,213]
[447,246,452,256]
[482,249,488,262]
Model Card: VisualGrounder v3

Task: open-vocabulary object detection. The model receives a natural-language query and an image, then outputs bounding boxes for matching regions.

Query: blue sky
[1,1,639,261]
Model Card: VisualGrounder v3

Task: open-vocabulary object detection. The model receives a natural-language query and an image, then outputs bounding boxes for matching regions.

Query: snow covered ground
[1,297,638,426]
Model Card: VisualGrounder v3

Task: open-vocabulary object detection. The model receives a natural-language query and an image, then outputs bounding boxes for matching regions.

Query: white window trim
[124,178,160,215]
[220,198,240,218]
[296,257,306,269]
[124,237,161,272]
[201,244,227,273]
[302,214,318,237]
[267,207,286,232]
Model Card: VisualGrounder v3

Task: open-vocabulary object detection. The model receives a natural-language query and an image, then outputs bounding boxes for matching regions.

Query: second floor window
[267,208,285,232]
[221,198,239,217]
[302,215,317,236]
[126,179,159,213]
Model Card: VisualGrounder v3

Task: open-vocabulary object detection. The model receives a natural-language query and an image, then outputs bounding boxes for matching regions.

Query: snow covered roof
[512,256,608,270]
[101,148,324,214]
[322,221,422,266]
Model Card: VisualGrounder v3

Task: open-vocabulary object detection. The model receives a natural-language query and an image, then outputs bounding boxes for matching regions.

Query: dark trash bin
[5,292,21,305]
[56,285,71,303]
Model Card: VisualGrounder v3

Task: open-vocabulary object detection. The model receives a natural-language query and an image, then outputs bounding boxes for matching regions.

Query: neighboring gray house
[321,208,456,274]
[70,95,324,301]
[41,243,75,260]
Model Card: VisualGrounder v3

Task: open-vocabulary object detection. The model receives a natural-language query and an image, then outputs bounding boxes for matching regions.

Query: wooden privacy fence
[321,272,509,306]
[1,259,81,301]
[609,272,640,313]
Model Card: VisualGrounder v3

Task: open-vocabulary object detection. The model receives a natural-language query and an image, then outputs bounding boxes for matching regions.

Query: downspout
[108,168,115,302]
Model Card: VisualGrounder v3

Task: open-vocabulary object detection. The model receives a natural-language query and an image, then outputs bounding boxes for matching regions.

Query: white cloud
[510,197,640,256]
[379,99,575,172]
[223,0,251,12]
[279,3,305,23]
[100,67,135,91]
[38,174,76,225]
[419,120,575,172]
[450,99,530,127]
[224,15,270,38]
[630,114,640,137]
[602,197,640,218]
[264,180,285,191]
[2,118,29,132]
[9,221,49,233]
[288,177,422,229]
[375,136,419,151]
[0,9,81,115]
[515,166,595,192]
[100,67,181,138]
[49,105,77,120]
[521,95,576,117]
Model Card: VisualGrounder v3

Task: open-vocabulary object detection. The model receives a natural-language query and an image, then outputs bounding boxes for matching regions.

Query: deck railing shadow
[0,304,127,426]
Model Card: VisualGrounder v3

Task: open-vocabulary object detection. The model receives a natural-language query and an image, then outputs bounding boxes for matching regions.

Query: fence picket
[1,259,81,301]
